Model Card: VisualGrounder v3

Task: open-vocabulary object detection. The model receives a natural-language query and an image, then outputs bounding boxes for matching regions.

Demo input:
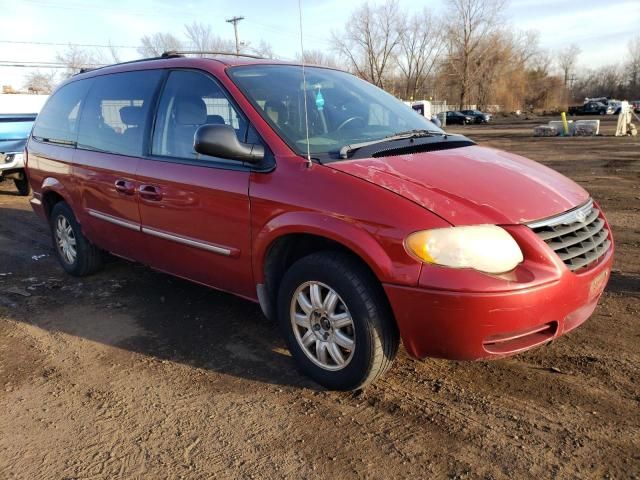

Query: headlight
[5,153,23,164]
[405,225,523,274]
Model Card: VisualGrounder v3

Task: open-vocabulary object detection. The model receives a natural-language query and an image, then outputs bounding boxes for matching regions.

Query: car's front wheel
[278,252,399,390]
[50,202,103,276]
[14,177,30,196]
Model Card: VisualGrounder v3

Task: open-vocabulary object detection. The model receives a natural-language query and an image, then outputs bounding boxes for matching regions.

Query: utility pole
[226,16,245,55]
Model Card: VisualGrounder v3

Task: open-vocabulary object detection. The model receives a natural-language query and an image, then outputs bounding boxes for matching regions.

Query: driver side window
[152,70,247,161]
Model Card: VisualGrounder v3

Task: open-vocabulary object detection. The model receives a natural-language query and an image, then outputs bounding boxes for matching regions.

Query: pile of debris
[533,119,600,137]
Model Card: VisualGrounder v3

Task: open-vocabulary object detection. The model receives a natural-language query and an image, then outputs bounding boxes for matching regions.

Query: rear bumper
[384,243,613,361]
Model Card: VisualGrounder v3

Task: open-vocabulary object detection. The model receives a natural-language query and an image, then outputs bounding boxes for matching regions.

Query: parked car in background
[460,109,491,123]
[445,111,473,125]
[26,55,613,390]
[630,101,640,113]
[607,100,622,115]
[568,102,613,116]
[0,113,36,195]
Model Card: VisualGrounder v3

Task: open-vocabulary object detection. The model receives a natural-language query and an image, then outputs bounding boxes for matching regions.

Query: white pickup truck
[0,113,38,195]
[0,94,48,195]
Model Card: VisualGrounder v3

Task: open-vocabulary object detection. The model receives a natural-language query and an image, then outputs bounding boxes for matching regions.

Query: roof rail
[71,51,262,77]
[72,54,183,76]
[161,50,264,60]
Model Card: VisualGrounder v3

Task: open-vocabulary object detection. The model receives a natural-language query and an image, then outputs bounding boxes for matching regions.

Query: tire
[14,177,30,196]
[277,251,399,390]
[50,202,103,276]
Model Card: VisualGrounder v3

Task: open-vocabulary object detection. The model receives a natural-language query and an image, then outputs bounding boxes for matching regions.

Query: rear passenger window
[152,70,247,161]
[32,80,91,144]
[77,70,162,157]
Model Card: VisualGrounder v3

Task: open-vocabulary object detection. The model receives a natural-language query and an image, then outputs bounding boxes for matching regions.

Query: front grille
[528,199,610,272]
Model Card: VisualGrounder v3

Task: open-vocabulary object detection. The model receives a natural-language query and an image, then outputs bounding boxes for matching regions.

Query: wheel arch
[253,212,396,321]
[40,177,72,219]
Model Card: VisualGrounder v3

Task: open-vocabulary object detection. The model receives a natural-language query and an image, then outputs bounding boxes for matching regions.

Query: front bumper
[0,152,25,175]
[384,226,614,360]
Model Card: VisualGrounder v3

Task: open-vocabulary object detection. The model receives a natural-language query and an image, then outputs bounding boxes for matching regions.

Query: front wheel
[14,177,30,196]
[278,252,399,390]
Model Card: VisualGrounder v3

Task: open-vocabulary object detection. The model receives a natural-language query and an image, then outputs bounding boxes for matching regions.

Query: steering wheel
[336,116,365,131]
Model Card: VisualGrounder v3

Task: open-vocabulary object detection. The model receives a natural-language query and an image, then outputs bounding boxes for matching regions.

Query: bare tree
[138,33,183,57]
[524,51,565,110]
[296,49,339,68]
[92,41,122,65]
[251,40,276,59]
[184,22,235,55]
[572,64,627,101]
[627,35,640,95]
[23,71,57,94]
[56,45,101,78]
[396,9,444,99]
[557,43,581,88]
[332,0,403,88]
[444,0,505,107]
[474,29,540,109]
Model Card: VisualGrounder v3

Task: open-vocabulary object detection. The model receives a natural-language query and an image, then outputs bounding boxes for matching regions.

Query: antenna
[297,0,313,168]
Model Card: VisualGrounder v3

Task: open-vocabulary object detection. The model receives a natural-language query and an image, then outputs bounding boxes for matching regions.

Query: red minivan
[26,54,613,390]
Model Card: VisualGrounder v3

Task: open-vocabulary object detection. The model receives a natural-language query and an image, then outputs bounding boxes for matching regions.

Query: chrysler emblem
[575,210,587,223]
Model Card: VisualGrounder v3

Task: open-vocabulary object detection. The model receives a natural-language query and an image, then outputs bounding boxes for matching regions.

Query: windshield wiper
[339,129,445,159]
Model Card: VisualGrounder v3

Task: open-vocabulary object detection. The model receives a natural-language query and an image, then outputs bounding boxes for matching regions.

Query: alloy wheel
[290,281,355,371]
[55,215,77,265]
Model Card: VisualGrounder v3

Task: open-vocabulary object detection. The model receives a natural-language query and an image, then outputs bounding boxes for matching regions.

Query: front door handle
[139,184,163,201]
[114,179,135,195]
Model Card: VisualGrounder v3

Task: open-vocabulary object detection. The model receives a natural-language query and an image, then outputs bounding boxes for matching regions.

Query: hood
[0,138,27,154]
[328,145,589,225]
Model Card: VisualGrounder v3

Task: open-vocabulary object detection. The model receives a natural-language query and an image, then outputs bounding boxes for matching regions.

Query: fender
[38,177,73,219]
[41,177,70,202]
[253,210,402,286]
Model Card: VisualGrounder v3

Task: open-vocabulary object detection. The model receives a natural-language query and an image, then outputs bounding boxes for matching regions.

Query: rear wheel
[14,177,30,196]
[278,251,399,390]
[50,202,103,276]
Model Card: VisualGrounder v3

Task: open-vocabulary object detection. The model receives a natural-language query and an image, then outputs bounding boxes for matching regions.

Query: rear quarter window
[32,80,91,144]
[77,70,163,157]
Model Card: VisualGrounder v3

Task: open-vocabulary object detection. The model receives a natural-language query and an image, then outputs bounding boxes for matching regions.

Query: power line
[0,60,106,68]
[0,63,104,69]
[17,0,211,19]
[0,40,138,49]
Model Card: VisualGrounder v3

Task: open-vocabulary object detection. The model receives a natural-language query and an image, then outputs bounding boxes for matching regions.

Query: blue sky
[1,0,639,89]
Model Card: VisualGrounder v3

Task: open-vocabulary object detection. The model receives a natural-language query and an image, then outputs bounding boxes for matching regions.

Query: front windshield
[228,65,443,157]
[0,118,35,141]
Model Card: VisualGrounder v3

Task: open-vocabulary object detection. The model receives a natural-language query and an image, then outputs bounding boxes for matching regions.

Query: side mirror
[194,124,264,163]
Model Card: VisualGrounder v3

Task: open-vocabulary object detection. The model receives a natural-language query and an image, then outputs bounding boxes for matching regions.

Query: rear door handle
[139,184,163,201]
[114,179,135,195]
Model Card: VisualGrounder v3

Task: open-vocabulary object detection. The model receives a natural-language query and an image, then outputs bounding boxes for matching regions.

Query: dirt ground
[0,116,638,479]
